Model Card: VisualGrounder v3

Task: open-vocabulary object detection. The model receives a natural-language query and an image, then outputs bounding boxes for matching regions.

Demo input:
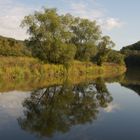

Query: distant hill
[0,35,31,56]
[122,41,140,51]
[121,41,140,67]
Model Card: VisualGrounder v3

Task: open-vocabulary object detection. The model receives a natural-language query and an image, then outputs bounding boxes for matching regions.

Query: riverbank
[0,56,126,80]
[0,56,126,92]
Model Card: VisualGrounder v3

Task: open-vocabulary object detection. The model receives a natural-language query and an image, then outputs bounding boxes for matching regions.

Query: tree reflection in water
[18,78,113,138]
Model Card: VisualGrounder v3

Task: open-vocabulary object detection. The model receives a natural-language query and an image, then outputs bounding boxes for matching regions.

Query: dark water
[0,69,140,140]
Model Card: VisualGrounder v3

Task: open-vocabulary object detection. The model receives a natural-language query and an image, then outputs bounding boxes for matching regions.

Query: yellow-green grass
[0,56,126,92]
[0,74,124,92]
[0,56,126,80]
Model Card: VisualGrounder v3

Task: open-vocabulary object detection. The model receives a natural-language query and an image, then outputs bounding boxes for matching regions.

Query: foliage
[0,56,45,80]
[107,50,125,65]
[121,41,140,53]
[21,8,118,65]
[95,36,115,66]
[121,41,140,66]
[21,8,76,65]
[0,56,126,83]
[0,36,31,56]
[75,42,97,61]
[70,18,101,61]
[0,7,125,83]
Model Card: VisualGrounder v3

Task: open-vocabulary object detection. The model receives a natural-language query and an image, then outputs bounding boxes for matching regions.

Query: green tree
[21,7,115,65]
[107,50,125,65]
[71,18,101,61]
[96,36,115,66]
[21,8,76,64]
[121,41,140,66]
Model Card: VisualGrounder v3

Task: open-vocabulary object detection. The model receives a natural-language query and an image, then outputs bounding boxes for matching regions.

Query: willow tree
[21,7,115,66]
[96,36,115,66]
[21,8,76,64]
[71,18,101,61]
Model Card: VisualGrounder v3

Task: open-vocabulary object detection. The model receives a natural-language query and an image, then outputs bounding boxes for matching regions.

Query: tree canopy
[0,7,124,66]
[22,8,77,64]
[21,8,123,65]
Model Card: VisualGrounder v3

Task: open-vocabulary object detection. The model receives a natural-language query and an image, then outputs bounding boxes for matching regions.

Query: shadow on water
[18,77,113,138]
[121,67,140,95]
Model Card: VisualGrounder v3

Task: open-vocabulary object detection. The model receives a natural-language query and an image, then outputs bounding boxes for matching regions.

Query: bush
[107,51,125,65]
[0,36,31,57]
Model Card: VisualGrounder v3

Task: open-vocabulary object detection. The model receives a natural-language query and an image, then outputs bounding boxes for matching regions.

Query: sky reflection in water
[0,70,140,140]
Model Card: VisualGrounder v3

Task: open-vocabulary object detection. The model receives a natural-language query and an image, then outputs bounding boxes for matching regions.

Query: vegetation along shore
[0,8,126,82]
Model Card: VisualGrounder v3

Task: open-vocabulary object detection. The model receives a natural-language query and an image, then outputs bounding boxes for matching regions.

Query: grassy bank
[0,56,126,80]
[0,56,126,92]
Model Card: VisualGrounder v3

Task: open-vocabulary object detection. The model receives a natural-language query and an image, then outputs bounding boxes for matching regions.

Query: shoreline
[0,56,126,92]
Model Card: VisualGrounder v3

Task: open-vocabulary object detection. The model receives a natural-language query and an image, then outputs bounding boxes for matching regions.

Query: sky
[0,0,140,50]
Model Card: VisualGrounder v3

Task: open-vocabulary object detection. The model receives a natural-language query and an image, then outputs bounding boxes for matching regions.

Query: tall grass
[0,56,126,81]
[0,56,126,92]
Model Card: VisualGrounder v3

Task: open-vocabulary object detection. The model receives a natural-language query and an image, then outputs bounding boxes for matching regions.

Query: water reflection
[18,78,113,138]
[0,69,140,140]
[121,68,140,96]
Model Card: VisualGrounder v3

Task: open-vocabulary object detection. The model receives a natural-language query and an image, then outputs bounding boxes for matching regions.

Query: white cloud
[0,91,30,118]
[104,103,120,113]
[69,2,124,31]
[103,18,124,30]
[0,0,124,40]
[70,3,104,20]
[0,0,33,40]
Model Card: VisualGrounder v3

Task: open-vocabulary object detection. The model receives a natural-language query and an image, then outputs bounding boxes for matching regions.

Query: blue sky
[0,0,140,50]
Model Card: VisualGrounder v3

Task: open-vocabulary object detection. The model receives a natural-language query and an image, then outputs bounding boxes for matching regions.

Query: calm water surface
[0,69,140,140]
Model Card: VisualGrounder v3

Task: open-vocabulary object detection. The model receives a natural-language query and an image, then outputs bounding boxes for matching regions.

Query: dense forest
[0,8,124,67]
[121,41,140,66]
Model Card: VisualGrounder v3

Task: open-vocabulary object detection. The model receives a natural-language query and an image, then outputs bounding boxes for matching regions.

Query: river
[0,68,140,140]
